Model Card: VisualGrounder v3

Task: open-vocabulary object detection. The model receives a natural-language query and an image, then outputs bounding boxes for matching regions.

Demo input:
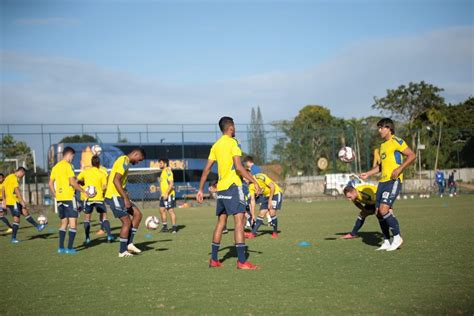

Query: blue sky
[1,0,473,124]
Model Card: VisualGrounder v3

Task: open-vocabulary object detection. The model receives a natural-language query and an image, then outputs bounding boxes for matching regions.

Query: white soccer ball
[37,215,48,225]
[403,195,408,200]
[145,216,160,230]
[338,146,355,163]
[85,185,97,198]
[91,144,102,156]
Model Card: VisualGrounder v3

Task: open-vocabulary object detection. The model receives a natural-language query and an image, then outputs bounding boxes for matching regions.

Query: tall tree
[59,134,97,143]
[0,134,34,171]
[249,106,267,164]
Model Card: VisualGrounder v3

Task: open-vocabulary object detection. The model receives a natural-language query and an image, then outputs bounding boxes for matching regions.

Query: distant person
[0,173,13,232]
[50,147,90,253]
[243,156,262,175]
[360,118,416,251]
[448,170,457,196]
[435,169,445,197]
[158,158,178,233]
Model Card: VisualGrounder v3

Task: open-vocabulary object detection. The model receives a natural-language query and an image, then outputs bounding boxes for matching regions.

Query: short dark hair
[0,173,4,178]
[159,158,169,166]
[63,146,75,155]
[91,155,101,168]
[377,118,395,134]
[343,186,356,196]
[218,116,234,132]
[17,166,27,173]
[131,147,146,158]
[243,156,254,163]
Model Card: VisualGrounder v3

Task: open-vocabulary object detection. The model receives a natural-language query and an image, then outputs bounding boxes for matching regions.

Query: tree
[248,106,267,164]
[59,134,97,143]
[0,134,34,172]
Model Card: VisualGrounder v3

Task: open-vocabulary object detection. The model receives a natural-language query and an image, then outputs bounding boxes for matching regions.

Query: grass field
[1,196,473,315]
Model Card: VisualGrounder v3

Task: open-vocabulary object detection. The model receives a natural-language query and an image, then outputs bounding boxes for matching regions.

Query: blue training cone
[298,241,311,247]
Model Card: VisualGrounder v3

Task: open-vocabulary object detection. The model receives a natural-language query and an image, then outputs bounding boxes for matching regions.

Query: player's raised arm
[233,156,261,195]
[391,147,416,180]
[197,159,215,203]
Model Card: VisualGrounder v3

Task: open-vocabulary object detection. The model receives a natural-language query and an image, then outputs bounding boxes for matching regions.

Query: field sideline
[1,196,473,315]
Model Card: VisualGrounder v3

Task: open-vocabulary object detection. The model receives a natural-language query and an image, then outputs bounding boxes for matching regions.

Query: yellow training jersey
[354,184,376,206]
[77,167,107,201]
[0,182,4,201]
[4,174,20,205]
[208,135,242,191]
[50,160,76,201]
[160,167,175,197]
[379,135,408,183]
[249,173,282,198]
[105,155,129,198]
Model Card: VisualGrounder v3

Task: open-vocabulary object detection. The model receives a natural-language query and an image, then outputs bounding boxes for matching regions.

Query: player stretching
[0,173,13,232]
[341,184,391,244]
[197,116,262,270]
[50,147,90,253]
[77,156,114,245]
[245,173,283,239]
[158,158,178,233]
[360,118,416,251]
[4,167,45,243]
[105,148,145,257]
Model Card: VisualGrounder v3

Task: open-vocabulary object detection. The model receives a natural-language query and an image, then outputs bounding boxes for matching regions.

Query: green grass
[1,196,473,315]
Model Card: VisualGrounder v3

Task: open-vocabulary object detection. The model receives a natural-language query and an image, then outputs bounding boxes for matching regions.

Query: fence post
[181,125,187,200]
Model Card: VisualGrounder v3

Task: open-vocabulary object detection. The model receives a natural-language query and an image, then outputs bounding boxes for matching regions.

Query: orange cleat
[237,261,260,270]
[341,233,356,239]
[244,232,256,239]
[271,232,279,238]
[209,259,222,268]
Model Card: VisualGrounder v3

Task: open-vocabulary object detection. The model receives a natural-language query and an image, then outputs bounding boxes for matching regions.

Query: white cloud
[1,26,472,126]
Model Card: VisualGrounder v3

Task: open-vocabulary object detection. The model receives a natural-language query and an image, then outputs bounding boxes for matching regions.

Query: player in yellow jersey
[77,156,114,244]
[245,173,283,239]
[197,116,262,270]
[361,118,416,251]
[104,148,145,257]
[49,147,92,254]
[341,184,391,242]
[158,158,178,233]
[4,167,46,243]
[0,173,13,232]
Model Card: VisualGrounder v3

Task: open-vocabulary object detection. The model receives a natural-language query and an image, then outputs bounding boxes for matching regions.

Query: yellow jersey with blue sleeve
[379,135,408,183]
[77,167,107,201]
[4,174,20,205]
[50,160,76,201]
[354,184,376,206]
[0,181,4,201]
[249,181,270,197]
[160,167,175,197]
[254,173,282,197]
[209,135,243,191]
[105,155,129,198]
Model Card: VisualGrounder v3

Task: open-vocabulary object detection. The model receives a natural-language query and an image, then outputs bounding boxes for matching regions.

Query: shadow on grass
[134,240,160,252]
[75,237,112,251]
[331,231,384,246]
[214,245,263,263]
[26,233,55,240]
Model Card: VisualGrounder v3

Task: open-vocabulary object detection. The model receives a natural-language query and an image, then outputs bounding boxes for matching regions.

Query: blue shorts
[57,200,79,219]
[259,193,283,211]
[7,203,23,217]
[160,195,176,210]
[84,201,106,214]
[216,184,246,216]
[376,179,402,208]
[105,196,135,219]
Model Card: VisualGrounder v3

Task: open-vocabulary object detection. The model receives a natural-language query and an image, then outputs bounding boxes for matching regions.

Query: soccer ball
[145,216,160,230]
[91,144,102,156]
[338,146,355,163]
[37,215,48,225]
[85,185,97,198]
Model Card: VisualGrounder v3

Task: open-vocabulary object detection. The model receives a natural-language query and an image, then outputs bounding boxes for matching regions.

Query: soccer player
[435,169,445,197]
[197,116,262,270]
[3,167,45,242]
[243,156,262,175]
[245,172,283,239]
[341,184,391,242]
[77,155,114,244]
[448,170,457,196]
[158,158,177,233]
[360,118,416,251]
[0,173,13,232]
[104,148,145,257]
[49,147,91,253]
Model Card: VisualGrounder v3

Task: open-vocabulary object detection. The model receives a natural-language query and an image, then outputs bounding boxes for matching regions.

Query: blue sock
[378,218,391,239]
[102,220,111,236]
[83,221,90,239]
[68,229,77,249]
[119,238,128,253]
[351,216,365,236]
[383,212,400,236]
[25,215,38,227]
[12,222,19,239]
[252,217,264,235]
[128,227,137,244]
[211,242,220,261]
[271,216,278,232]
[59,229,66,249]
[236,243,246,264]
[0,216,12,228]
